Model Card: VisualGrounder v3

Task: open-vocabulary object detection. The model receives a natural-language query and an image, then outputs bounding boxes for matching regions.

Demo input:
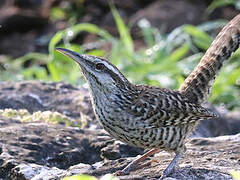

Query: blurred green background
[1,0,240,110]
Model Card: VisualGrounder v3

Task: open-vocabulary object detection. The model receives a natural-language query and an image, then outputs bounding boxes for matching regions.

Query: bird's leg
[116,148,160,175]
[160,151,183,179]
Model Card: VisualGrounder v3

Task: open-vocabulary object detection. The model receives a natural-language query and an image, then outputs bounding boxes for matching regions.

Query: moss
[0,108,79,127]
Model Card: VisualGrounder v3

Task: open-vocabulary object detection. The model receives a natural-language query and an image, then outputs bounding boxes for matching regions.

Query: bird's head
[56,48,131,94]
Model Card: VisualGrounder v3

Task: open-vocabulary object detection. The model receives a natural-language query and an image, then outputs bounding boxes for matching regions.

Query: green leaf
[62,174,97,180]
[168,43,190,62]
[206,0,237,15]
[21,66,48,80]
[111,5,134,56]
[47,62,61,81]
[14,53,49,66]
[184,25,212,42]
[230,169,240,178]
[192,38,211,50]
[49,31,64,57]
[50,7,66,21]
[69,23,113,41]
[87,49,106,57]
[183,25,212,50]
[138,18,158,46]
[49,23,113,58]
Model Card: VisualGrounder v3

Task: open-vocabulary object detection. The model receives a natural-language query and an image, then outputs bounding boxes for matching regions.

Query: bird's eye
[95,63,105,71]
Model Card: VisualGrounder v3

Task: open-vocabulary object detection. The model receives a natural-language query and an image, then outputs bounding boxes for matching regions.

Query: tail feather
[179,14,240,104]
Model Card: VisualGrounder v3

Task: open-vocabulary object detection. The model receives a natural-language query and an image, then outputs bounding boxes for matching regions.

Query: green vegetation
[62,174,97,180]
[61,171,240,180]
[62,174,118,180]
[206,0,240,15]
[0,109,82,127]
[230,170,240,180]
[1,7,240,111]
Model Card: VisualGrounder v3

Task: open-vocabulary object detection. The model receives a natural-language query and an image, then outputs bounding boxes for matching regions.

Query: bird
[56,13,240,179]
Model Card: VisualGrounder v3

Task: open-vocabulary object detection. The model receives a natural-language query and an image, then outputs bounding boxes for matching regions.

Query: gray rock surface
[0,81,240,180]
[0,81,96,128]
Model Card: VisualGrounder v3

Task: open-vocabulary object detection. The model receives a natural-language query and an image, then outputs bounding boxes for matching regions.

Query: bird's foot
[115,148,160,176]
[115,159,138,176]
[159,151,183,180]
[159,166,177,180]
[115,159,158,176]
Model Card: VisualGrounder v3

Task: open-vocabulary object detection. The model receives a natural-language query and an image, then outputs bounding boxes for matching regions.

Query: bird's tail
[179,14,240,104]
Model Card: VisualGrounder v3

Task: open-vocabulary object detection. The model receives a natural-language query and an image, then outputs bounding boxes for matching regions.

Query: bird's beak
[55,48,84,65]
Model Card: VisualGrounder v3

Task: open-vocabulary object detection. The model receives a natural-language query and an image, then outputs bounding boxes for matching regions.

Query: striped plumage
[94,85,215,151]
[56,13,240,178]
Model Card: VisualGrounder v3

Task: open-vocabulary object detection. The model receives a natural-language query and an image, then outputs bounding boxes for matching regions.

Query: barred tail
[179,14,240,104]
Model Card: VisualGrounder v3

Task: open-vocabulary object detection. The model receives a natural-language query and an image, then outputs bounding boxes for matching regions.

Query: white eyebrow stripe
[82,54,128,83]
[102,61,128,81]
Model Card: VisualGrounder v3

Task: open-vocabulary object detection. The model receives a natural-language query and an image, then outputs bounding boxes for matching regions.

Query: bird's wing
[128,87,216,128]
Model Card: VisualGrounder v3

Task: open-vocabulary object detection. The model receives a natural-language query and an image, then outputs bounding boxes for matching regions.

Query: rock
[0,115,144,179]
[11,163,66,180]
[101,140,144,160]
[0,81,239,135]
[0,81,97,129]
[0,116,143,179]
[0,118,106,167]
[90,134,240,179]
[0,81,240,179]
[194,104,240,137]
[0,115,240,179]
